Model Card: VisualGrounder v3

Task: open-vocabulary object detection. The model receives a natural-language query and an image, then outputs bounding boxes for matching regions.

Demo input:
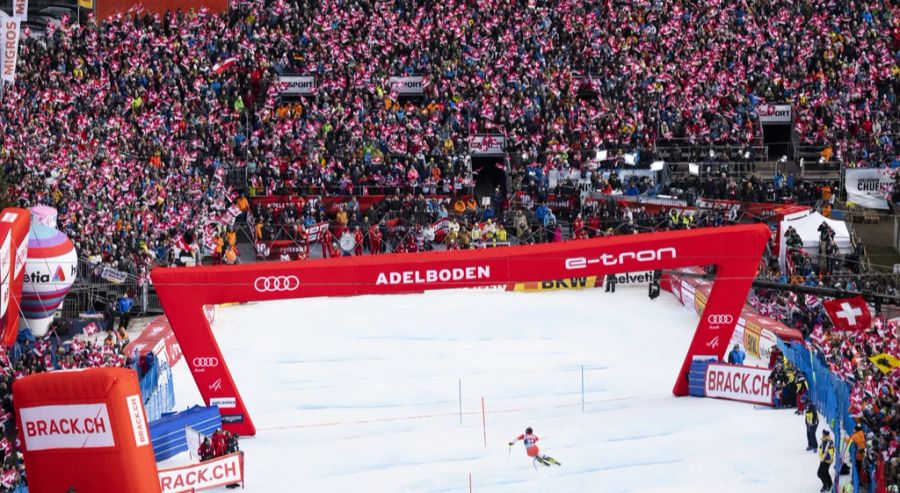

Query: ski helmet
[525,427,533,434]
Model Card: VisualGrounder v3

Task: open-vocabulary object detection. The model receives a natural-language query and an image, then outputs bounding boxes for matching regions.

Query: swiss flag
[823,296,872,332]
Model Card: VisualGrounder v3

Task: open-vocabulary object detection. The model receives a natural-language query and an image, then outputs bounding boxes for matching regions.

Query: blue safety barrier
[778,340,875,493]
[688,359,713,397]
[149,405,223,461]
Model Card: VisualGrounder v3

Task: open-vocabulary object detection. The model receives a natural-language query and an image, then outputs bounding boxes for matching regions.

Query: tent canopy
[778,211,852,269]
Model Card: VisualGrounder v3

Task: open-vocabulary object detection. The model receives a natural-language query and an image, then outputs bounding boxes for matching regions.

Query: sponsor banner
[278,75,315,96]
[126,395,150,447]
[1,15,21,84]
[469,134,506,156]
[158,451,243,493]
[375,265,492,286]
[756,104,792,124]
[100,265,129,284]
[845,168,895,210]
[388,76,424,95]
[513,276,599,292]
[209,397,237,409]
[249,194,459,215]
[20,403,115,450]
[221,414,244,424]
[704,363,773,406]
[608,270,654,287]
[12,0,26,20]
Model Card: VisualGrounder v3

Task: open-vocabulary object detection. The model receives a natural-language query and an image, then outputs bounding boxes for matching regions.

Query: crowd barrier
[778,340,878,493]
[149,405,222,462]
[137,357,176,423]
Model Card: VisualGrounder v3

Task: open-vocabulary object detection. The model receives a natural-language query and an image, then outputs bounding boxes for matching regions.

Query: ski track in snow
[165,289,823,492]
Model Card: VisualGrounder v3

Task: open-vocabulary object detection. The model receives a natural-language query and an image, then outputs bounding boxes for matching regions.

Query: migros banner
[704,363,773,406]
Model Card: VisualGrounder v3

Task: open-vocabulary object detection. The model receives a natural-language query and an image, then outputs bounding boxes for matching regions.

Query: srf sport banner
[845,168,896,210]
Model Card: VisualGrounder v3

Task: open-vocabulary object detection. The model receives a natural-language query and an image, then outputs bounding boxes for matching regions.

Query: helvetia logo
[25,265,73,283]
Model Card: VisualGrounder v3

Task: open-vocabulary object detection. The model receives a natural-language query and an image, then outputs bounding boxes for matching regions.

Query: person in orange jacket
[845,424,868,487]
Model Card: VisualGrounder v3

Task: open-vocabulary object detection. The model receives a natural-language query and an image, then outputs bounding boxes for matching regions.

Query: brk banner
[704,363,773,406]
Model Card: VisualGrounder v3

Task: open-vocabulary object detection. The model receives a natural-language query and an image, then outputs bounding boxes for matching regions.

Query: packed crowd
[0,0,897,273]
[0,330,132,491]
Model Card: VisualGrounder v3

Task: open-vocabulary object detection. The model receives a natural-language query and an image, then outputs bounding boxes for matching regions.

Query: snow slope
[168,288,823,492]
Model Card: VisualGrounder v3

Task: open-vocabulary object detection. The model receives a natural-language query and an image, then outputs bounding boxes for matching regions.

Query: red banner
[250,194,457,214]
[152,225,770,435]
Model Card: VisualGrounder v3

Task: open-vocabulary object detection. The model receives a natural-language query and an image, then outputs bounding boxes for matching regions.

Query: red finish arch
[151,224,769,435]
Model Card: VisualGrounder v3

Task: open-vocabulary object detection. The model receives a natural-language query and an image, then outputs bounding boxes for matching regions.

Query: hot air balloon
[20,224,77,337]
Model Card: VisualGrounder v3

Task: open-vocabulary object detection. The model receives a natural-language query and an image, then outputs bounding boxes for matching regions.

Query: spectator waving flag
[83,322,100,337]
[212,57,237,74]
[823,296,871,332]
[869,353,900,375]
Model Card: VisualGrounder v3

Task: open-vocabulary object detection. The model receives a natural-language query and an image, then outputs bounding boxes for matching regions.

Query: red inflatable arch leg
[152,224,769,436]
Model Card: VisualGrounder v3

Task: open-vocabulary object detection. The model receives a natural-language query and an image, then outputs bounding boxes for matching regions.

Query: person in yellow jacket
[496,224,508,243]
[817,429,835,492]
[226,229,237,248]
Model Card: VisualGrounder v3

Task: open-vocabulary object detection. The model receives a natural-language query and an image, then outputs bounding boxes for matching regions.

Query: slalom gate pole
[459,378,462,425]
[468,473,472,493]
[581,365,585,412]
[481,397,487,449]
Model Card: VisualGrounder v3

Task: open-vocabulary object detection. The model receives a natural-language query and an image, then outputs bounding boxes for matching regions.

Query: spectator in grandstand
[116,293,134,331]
[727,344,746,365]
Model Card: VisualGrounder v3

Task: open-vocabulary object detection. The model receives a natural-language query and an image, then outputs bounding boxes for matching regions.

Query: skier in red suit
[509,427,560,467]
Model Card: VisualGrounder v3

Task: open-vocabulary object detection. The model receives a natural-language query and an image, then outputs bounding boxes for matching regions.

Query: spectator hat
[822,430,830,436]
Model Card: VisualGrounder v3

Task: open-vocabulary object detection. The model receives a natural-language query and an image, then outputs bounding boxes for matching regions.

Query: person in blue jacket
[727,343,746,365]
[116,293,135,331]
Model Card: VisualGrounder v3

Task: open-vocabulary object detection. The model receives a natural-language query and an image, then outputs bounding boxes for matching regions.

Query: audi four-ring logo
[253,275,300,292]
[707,314,734,325]
[193,357,219,368]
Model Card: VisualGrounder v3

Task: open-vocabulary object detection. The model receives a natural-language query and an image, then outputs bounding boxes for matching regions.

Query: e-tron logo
[192,357,219,368]
[565,247,677,270]
[707,314,734,325]
[253,275,300,292]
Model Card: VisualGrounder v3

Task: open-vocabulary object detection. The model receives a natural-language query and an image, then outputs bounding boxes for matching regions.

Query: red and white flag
[83,322,100,336]
[212,57,237,74]
[823,296,872,332]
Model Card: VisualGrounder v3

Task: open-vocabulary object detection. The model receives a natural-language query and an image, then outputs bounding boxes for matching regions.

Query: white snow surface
[167,288,823,492]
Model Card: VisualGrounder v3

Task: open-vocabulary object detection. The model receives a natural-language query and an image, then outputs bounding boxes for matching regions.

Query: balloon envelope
[20,225,77,337]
